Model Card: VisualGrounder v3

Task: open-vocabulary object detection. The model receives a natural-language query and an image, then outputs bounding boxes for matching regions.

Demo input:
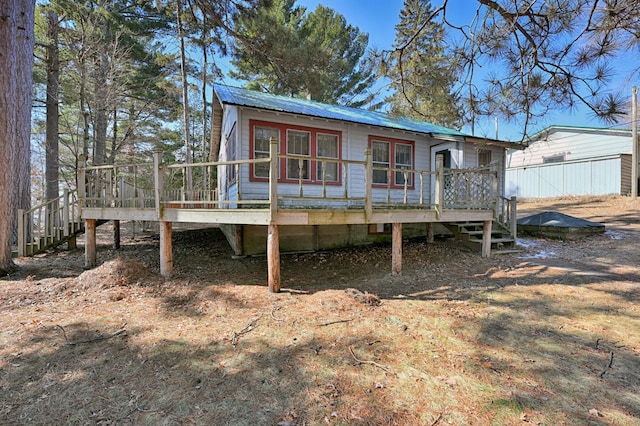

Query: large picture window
[250,120,342,185]
[370,136,415,188]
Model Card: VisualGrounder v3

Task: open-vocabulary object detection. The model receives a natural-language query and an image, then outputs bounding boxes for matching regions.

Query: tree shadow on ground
[1,319,418,425]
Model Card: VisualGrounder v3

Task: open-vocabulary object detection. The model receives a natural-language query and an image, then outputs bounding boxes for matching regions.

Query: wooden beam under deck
[82,206,493,227]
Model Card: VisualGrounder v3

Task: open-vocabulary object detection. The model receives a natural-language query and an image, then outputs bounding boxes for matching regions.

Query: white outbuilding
[506,125,634,198]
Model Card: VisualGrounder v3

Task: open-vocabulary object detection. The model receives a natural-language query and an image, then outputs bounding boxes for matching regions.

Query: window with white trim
[253,126,279,178]
[316,133,339,182]
[478,149,492,167]
[370,137,414,188]
[286,130,310,180]
[372,140,390,184]
[226,125,237,185]
[395,143,413,186]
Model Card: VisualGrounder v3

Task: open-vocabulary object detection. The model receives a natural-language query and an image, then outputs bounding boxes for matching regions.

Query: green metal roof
[214,84,467,138]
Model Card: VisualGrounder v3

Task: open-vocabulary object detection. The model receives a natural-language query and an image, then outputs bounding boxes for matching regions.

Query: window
[478,149,492,167]
[316,133,339,182]
[543,154,565,164]
[370,136,415,188]
[287,130,310,180]
[253,126,279,178]
[372,140,390,184]
[395,143,413,186]
[226,124,237,185]
[250,120,342,185]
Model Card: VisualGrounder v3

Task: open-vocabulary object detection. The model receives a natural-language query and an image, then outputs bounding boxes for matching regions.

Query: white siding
[230,107,462,205]
[507,128,632,168]
[506,156,624,198]
[506,127,632,198]
[217,106,239,206]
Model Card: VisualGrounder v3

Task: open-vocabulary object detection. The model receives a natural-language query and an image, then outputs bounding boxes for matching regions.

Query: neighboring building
[506,125,634,198]
[213,84,519,255]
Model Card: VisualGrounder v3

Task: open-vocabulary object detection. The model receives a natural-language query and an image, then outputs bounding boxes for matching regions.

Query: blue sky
[217,0,636,141]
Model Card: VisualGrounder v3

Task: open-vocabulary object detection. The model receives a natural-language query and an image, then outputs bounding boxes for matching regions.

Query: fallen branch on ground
[599,351,614,378]
[319,318,354,326]
[56,323,127,346]
[271,305,284,322]
[349,346,390,372]
[226,314,262,348]
[430,413,443,426]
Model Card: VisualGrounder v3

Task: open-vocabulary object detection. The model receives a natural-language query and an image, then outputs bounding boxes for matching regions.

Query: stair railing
[17,188,81,256]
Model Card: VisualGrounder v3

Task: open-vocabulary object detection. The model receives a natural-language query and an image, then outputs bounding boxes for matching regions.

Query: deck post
[427,222,434,243]
[267,223,281,292]
[17,209,25,257]
[160,221,173,278]
[435,154,444,218]
[509,196,517,240]
[85,218,97,268]
[392,222,402,276]
[63,188,70,237]
[364,147,372,220]
[153,150,164,220]
[113,220,120,249]
[269,137,278,221]
[482,219,492,258]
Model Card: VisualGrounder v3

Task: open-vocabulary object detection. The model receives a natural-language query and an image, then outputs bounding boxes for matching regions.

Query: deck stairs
[13,189,85,258]
[444,220,518,254]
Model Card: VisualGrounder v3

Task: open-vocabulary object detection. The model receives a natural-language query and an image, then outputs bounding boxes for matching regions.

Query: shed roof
[527,125,633,143]
[213,84,522,149]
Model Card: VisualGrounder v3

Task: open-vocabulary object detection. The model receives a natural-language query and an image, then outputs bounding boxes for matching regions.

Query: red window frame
[249,120,342,185]
[368,135,415,189]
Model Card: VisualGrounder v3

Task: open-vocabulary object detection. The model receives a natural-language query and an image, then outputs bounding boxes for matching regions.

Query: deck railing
[17,189,82,256]
[80,147,499,218]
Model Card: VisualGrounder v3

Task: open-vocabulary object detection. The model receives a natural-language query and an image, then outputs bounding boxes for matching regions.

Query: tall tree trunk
[0,0,35,273]
[177,0,193,194]
[93,15,110,166]
[93,48,109,166]
[45,11,60,202]
[201,34,209,189]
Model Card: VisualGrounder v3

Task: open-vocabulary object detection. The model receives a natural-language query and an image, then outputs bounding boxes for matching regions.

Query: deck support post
[392,223,402,276]
[160,221,173,278]
[85,218,97,268]
[364,148,373,220]
[509,196,517,239]
[435,154,444,218]
[482,219,492,258]
[267,223,281,292]
[113,220,120,249]
[427,222,434,243]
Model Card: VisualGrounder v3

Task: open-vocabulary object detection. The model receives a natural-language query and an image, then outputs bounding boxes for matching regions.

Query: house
[212,84,519,255]
[75,84,522,292]
[506,125,634,198]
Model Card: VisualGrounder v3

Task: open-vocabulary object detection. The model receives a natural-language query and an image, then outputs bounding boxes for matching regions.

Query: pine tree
[384,0,460,127]
[230,1,376,107]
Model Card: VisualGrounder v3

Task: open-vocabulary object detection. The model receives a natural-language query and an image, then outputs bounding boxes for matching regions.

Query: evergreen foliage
[384,0,461,128]
[230,0,377,107]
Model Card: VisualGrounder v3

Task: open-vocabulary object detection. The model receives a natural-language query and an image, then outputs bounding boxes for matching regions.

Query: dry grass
[2,196,640,425]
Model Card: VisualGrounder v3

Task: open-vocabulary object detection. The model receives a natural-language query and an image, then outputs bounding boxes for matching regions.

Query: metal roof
[214,83,467,138]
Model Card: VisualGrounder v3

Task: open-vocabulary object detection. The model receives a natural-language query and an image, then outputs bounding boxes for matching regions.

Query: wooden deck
[75,146,514,292]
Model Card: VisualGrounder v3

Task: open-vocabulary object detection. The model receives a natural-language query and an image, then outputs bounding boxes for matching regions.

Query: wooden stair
[444,221,517,254]
[12,189,85,258]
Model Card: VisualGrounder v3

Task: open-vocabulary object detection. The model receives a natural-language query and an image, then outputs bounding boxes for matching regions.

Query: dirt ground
[1,195,639,425]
